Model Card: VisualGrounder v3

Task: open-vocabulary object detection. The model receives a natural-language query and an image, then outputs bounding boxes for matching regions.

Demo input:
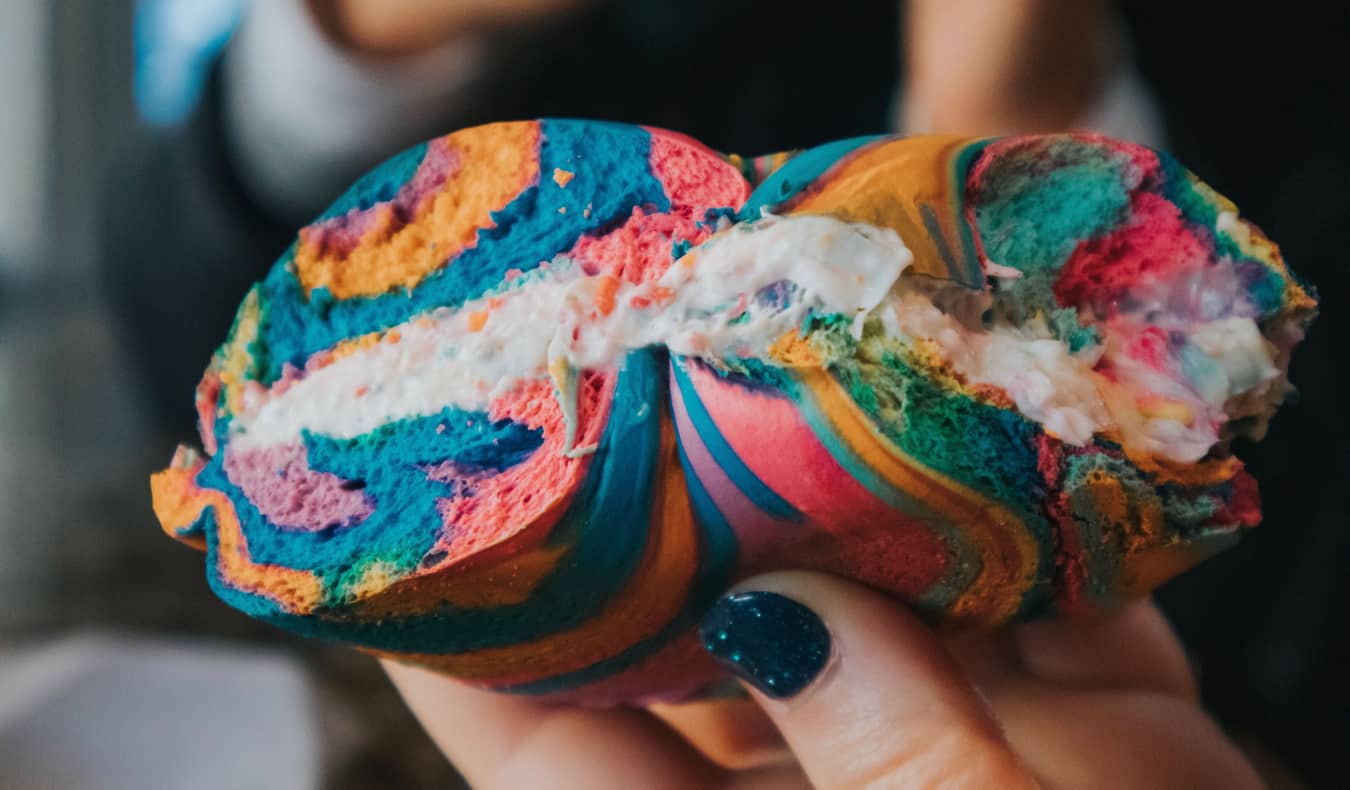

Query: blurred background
[0,1,1345,788]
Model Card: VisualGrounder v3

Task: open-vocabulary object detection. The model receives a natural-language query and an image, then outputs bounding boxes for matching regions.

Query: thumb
[699,571,1036,789]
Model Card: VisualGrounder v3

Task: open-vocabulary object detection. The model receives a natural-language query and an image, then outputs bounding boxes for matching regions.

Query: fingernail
[699,591,831,699]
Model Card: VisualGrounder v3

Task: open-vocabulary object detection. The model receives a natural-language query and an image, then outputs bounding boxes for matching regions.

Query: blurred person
[99,0,1348,785]
[103,0,1154,443]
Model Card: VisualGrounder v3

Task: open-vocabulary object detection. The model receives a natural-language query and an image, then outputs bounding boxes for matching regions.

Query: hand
[307,0,589,57]
[384,572,1262,788]
[904,0,1112,134]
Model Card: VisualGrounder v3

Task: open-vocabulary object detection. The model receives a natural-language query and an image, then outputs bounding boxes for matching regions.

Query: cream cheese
[232,211,1284,465]
[233,214,913,449]
[882,281,1281,462]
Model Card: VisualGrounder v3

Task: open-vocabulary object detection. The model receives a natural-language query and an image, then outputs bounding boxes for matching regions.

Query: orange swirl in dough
[799,367,1043,626]
[151,449,322,614]
[789,135,988,284]
[295,122,541,299]
[386,406,702,684]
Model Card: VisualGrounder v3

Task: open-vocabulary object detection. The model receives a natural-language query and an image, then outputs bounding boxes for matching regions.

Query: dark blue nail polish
[699,591,831,699]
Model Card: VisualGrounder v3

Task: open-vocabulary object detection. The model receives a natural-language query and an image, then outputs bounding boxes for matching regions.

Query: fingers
[382,659,724,790]
[699,572,1038,789]
[943,627,1022,692]
[904,0,1109,134]
[647,695,792,770]
[992,685,1263,790]
[1012,600,1197,700]
[944,600,1197,701]
[314,0,588,56]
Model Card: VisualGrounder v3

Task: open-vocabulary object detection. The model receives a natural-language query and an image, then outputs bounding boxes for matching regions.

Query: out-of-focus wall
[0,0,48,277]
[48,0,136,288]
[1,0,143,634]
[0,0,55,630]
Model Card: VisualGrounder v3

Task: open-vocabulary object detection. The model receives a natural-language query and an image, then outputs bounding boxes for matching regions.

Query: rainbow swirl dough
[151,120,1316,704]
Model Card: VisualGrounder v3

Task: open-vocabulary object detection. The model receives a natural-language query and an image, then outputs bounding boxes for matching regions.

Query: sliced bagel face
[160,121,750,642]
[673,133,1308,623]
[152,126,1315,702]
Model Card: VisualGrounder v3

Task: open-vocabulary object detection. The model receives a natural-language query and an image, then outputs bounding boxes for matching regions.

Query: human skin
[306,0,592,56]
[307,0,1111,137]
[384,572,1262,788]
[904,0,1111,134]
[301,3,1258,785]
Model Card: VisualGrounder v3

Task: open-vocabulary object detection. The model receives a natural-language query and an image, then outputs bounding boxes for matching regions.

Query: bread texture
[152,121,1315,704]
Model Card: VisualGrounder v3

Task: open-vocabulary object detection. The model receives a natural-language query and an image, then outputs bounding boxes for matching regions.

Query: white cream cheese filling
[233,214,912,449]
[231,212,1285,464]
[882,278,1282,462]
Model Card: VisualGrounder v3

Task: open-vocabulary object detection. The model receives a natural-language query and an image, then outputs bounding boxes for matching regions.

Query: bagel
[151,120,1315,704]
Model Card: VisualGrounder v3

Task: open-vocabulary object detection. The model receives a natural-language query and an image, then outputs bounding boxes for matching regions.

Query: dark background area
[1124,4,1349,782]
[1,1,1345,788]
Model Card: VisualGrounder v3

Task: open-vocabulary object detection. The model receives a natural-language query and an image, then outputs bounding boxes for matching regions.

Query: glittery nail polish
[699,591,831,699]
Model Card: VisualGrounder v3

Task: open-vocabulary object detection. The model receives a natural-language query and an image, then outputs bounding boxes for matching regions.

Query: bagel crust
[152,121,1315,705]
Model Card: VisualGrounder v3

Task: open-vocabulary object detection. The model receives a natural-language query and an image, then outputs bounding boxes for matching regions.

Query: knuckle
[836,726,1033,790]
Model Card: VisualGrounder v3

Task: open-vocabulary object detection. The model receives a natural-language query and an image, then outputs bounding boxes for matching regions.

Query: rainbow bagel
[151,120,1316,704]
